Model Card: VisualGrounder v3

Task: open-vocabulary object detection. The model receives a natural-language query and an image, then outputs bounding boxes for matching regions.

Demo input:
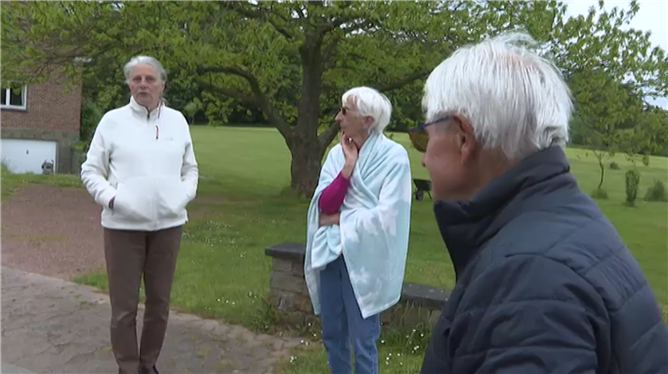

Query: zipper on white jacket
[147,111,160,140]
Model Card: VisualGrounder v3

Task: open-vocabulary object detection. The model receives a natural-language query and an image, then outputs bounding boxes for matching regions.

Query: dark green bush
[644,179,667,202]
[624,169,641,206]
[80,96,103,142]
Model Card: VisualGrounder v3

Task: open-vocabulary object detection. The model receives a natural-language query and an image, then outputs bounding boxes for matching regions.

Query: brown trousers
[104,225,182,374]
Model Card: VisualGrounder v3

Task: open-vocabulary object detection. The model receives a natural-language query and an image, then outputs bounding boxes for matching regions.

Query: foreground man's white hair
[422,32,573,161]
[342,86,393,133]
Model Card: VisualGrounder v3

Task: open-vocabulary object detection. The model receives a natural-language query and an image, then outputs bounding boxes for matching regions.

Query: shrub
[609,161,620,170]
[642,154,650,167]
[644,179,667,202]
[591,187,608,200]
[183,100,202,125]
[80,97,103,142]
[71,140,90,165]
[624,169,641,206]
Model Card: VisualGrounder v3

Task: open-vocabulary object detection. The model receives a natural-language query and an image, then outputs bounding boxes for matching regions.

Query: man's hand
[319,212,340,226]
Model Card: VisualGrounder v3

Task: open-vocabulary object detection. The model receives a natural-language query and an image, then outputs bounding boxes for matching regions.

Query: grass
[279,324,432,373]
[1,164,82,198]
[2,126,667,373]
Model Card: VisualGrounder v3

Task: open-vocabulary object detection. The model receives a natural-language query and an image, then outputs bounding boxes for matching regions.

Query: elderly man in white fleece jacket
[80,55,198,374]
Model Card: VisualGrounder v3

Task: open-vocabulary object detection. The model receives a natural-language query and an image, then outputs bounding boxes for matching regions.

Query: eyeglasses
[407,115,452,153]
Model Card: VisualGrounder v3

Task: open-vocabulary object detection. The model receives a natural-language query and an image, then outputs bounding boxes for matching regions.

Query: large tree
[3,1,666,196]
[570,68,645,193]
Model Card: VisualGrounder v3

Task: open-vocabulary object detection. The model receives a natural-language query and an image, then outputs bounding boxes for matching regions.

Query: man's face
[129,64,164,109]
[335,96,371,137]
[421,117,479,200]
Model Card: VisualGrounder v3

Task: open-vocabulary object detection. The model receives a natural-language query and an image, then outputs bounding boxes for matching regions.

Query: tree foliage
[570,68,644,191]
[543,0,668,192]
[2,0,667,196]
[621,106,668,162]
[569,66,668,193]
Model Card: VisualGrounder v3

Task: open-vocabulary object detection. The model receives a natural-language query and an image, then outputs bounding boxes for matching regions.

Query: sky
[564,0,668,108]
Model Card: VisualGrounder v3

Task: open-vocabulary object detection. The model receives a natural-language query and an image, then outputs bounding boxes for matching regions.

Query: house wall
[1,73,82,174]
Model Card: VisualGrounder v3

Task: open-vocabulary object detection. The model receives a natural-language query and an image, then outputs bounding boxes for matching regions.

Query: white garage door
[1,139,57,174]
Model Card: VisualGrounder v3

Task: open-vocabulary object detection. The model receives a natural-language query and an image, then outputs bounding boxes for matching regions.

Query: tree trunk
[288,138,327,198]
[288,32,327,198]
[596,152,605,190]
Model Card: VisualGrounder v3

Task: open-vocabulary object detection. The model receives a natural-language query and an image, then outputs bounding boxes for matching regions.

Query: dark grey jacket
[420,146,667,374]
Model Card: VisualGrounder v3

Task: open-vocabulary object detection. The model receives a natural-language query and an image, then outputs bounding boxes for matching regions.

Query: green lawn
[2,126,666,373]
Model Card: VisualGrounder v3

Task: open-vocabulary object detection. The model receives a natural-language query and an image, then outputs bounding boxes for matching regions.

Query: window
[1,84,27,110]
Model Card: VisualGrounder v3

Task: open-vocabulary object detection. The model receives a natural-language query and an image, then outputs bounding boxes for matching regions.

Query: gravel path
[1,184,302,373]
[1,184,211,278]
[1,185,106,278]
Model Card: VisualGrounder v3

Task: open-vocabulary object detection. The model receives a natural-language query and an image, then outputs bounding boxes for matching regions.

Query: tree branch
[194,78,257,105]
[339,20,380,35]
[198,65,260,90]
[197,65,293,138]
[378,70,430,92]
[318,120,340,148]
[317,8,376,36]
[294,3,306,19]
[219,2,294,40]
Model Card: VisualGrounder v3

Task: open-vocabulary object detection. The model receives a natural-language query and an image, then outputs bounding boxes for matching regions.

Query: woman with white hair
[81,55,198,374]
[304,86,413,374]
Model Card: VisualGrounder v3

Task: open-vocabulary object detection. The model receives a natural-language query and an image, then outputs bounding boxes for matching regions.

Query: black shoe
[139,366,159,374]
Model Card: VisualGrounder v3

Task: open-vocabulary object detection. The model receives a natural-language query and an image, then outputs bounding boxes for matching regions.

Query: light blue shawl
[304,132,413,319]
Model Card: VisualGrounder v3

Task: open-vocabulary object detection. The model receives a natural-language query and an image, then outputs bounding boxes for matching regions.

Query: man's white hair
[342,86,393,134]
[422,32,573,161]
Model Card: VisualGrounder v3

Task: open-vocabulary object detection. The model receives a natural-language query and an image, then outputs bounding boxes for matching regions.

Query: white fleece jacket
[81,97,198,231]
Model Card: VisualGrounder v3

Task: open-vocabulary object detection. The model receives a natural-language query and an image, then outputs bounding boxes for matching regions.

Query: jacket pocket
[155,176,190,218]
[113,176,156,222]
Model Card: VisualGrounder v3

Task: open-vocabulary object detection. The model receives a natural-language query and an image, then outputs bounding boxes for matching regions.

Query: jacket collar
[433,146,576,277]
[129,96,162,119]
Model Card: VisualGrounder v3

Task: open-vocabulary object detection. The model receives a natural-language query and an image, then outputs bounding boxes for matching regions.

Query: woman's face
[335,96,372,138]
[128,64,164,110]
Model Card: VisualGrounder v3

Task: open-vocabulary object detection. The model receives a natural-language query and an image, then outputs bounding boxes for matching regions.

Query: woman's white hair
[342,86,393,134]
[123,55,167,84]
[422,32,573,161]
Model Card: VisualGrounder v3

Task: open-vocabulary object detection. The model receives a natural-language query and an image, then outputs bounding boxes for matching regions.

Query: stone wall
[265,242,448,329]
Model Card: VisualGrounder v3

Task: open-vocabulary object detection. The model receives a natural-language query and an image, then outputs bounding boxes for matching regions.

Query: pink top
[318,172,351,214]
